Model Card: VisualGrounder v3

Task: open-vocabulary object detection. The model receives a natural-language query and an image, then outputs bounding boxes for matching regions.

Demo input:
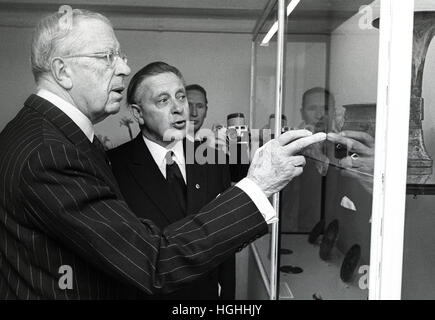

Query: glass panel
[247,2,279,300]
[277,0,381,300]
[402,0,435,300]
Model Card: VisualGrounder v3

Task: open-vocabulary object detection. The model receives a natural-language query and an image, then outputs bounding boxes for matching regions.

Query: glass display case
[247,0,416,300]
[401,0,435,300]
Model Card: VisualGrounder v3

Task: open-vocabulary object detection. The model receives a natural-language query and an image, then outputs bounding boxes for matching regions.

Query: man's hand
[302,143,330,176]
[327,130,375,193]
[247,130,326,197]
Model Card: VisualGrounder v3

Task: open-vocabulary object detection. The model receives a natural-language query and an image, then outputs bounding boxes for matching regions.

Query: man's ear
[50,58,73,90]
[130,104,144,126]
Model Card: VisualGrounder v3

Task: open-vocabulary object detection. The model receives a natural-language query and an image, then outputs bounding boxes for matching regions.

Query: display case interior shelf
[253,234,367,300]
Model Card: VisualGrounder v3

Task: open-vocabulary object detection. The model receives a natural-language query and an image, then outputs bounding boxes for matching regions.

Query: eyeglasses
[60,49,128,67]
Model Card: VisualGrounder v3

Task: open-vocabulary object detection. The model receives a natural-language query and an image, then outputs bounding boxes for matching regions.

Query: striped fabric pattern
[0,95,267,299]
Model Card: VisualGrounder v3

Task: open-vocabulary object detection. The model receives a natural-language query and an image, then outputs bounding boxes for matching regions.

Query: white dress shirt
[142,136,187,183]
[37,89,94,142]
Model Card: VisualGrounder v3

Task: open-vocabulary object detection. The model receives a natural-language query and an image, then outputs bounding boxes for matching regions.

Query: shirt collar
[142,135,187,184]
[143,135,185,165]
[36,89,94,142]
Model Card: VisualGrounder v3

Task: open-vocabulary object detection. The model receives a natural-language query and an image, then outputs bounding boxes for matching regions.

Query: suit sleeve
[19,142,267,295]
[218,162,236,299]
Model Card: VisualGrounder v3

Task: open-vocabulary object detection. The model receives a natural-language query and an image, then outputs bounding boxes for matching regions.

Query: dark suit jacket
[0,94,267,299]
[108,135,235,300]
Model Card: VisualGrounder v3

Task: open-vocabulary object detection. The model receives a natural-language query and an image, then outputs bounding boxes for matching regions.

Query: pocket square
[340,196,356,211]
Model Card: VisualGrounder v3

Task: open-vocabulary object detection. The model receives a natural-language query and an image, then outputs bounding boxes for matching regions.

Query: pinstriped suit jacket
[0,94,267,299]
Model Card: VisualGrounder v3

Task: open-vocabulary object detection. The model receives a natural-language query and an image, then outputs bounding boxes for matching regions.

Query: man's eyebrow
[175,88,186,95]
[152,87,185,98]
[154,91,170,99]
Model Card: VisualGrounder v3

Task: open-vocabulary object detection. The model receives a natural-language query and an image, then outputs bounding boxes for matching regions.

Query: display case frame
[248,0,415,300]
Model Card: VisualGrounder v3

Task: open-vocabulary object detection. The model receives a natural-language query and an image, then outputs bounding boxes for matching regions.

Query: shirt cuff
[235,178,277,224]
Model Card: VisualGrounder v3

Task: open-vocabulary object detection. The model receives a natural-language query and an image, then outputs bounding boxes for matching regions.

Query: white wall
[0,27,36,130]
[0,26,253,148]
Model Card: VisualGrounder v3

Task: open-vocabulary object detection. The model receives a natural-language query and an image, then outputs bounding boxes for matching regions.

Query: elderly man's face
[301,92,330,130]
[187,89,208,132]
[67,18,131,124]
[132,72,188,147]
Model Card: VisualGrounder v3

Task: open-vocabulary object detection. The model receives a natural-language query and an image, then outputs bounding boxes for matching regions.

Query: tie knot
[165,151,176,165]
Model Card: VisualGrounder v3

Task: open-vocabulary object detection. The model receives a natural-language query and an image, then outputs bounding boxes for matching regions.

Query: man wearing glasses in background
[0,8,325,299]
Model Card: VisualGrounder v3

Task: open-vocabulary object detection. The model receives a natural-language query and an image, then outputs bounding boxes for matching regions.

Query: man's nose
[116,58,131,76]
[190,105,198,117]
[172,99,186,114]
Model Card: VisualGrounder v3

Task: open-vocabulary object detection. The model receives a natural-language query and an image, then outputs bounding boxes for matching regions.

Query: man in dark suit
[109,62,235,299]
[0,8,325,299]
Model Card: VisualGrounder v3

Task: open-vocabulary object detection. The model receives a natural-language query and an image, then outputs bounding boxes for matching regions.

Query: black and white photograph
[0,0,433,305]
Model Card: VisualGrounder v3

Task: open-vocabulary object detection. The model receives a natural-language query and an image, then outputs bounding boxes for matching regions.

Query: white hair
[31,9,112,82]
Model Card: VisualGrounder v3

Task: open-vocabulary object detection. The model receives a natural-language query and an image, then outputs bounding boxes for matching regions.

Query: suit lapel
[128,135,185,222]
[24,94,120,196]
[185,139,208,215]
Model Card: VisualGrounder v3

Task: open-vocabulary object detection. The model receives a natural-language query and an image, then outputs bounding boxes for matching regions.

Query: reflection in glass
[248,0,382,300]
[276,0,379,300]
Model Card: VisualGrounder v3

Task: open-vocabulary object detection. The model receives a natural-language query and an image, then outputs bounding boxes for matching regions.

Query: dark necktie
[166,151,187,214]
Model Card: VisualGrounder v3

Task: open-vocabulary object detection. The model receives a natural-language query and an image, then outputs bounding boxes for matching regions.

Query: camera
[214,113,250,145]
[212,113,251,181]
[226,113,250,144]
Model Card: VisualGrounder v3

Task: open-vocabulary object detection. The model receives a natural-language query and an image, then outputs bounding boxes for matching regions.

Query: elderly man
[299,87,335,133]
[109,62,235,300]
[0,8,325,299]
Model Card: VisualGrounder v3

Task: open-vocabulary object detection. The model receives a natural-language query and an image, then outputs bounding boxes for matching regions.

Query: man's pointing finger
[285,132,327,155]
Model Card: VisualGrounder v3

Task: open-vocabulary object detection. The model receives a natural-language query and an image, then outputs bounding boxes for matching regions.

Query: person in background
[280,87,336,232]
[186,84,247,183]
[186,84,227,153]
[299,87,336,133]
[298,87,337,174]
[186,84,208,135]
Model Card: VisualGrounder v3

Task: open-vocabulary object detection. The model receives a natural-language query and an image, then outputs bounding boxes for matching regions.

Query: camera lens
[335,143,348,159]
[227,128,238,141]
